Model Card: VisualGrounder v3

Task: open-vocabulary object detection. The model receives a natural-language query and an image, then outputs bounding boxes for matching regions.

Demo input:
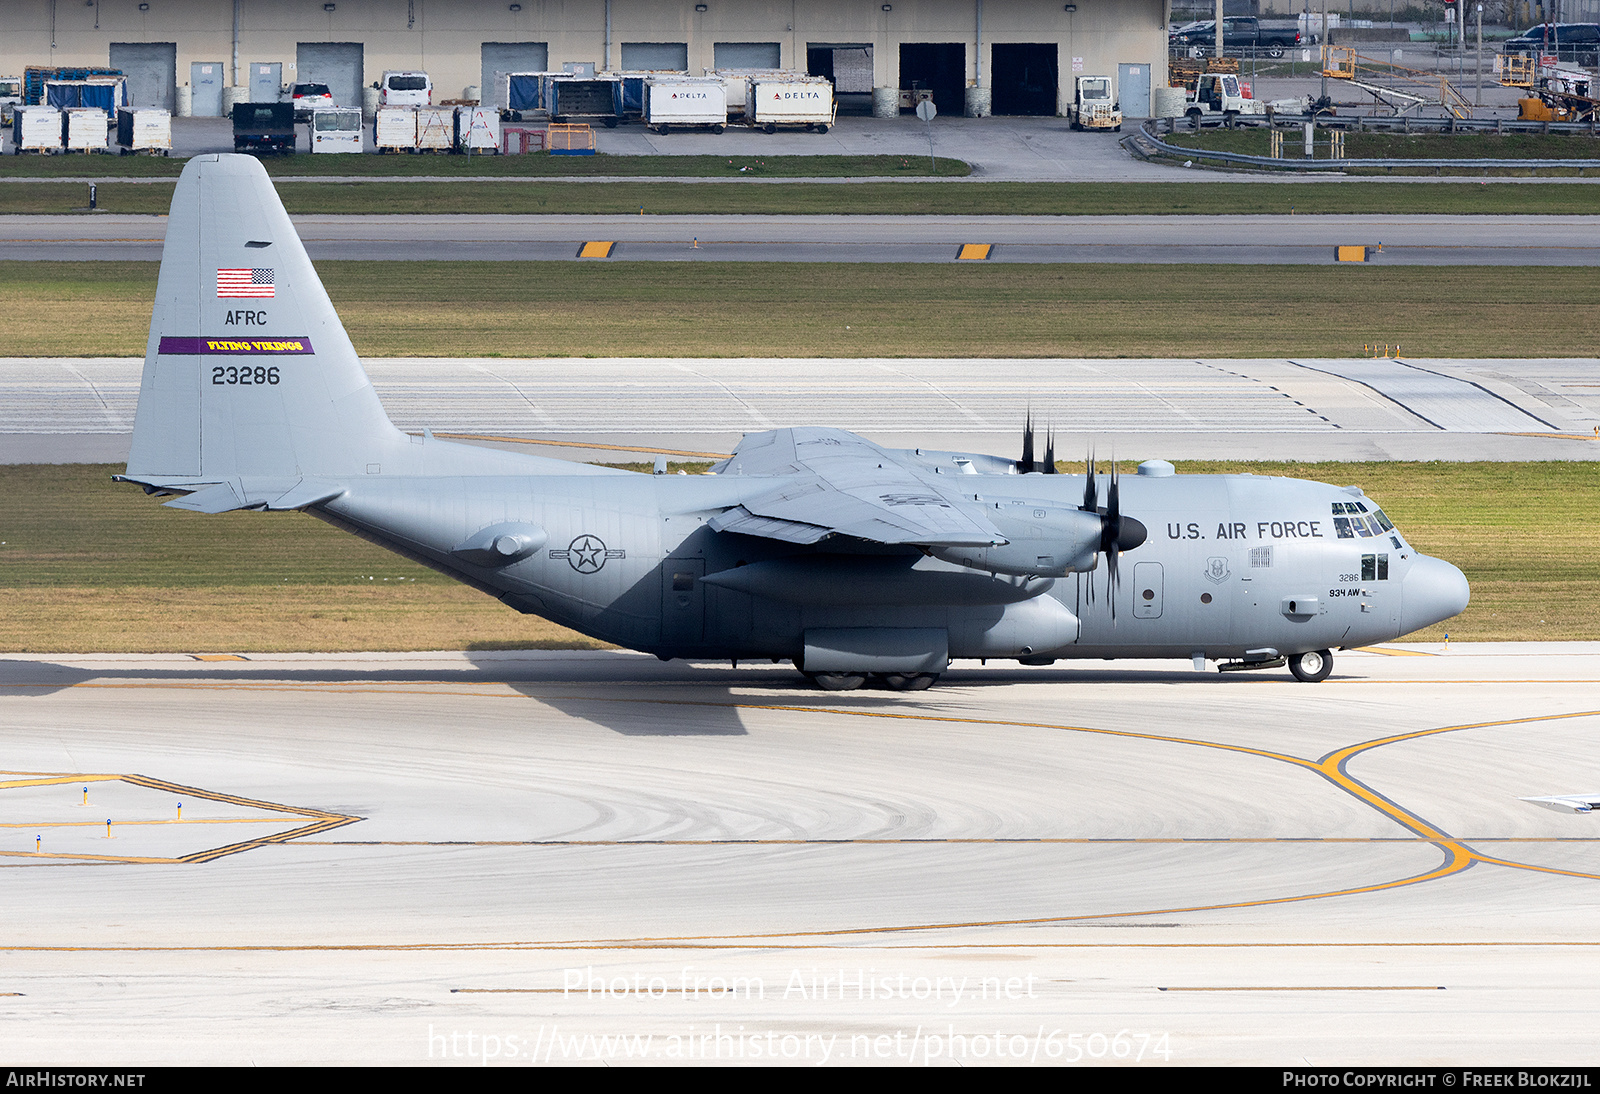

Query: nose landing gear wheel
[1289,649,1333,682]
[806,672,868,691]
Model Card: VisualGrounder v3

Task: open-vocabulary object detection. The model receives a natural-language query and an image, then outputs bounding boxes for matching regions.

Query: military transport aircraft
[116,155,1470,690]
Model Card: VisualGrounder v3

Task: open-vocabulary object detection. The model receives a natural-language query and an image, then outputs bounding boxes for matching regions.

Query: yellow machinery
[1320,47,1473,119]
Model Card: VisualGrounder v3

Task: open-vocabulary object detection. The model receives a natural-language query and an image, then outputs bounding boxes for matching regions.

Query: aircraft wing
[707,427,1005,548]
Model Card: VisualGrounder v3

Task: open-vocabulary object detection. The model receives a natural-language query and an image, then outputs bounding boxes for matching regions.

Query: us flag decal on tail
[217,268,275,298]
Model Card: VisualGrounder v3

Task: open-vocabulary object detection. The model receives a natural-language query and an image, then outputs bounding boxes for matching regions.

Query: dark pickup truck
[1170,18,1304,58]
[232,101,296,154]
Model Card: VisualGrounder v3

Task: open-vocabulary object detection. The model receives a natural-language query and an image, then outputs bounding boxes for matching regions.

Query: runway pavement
[6,212,1600,265]
[3,356,1596,464]
[1,643,1597,1064]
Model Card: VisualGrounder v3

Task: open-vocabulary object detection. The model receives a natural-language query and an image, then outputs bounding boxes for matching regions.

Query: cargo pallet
[24,66,120,105]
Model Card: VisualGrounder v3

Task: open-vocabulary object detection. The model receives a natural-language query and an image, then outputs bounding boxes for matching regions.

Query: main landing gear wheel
[806,671,868,691]
[1289,649,1333,683]
[880,673,939,691]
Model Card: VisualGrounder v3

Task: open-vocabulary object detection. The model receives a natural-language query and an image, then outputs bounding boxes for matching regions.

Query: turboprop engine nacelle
[931,501,1104,578]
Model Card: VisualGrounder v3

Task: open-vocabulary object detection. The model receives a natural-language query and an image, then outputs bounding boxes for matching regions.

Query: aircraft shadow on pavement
[0,652,1327,730]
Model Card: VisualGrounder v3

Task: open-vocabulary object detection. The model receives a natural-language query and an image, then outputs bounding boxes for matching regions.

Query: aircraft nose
[1399,554,1470,636]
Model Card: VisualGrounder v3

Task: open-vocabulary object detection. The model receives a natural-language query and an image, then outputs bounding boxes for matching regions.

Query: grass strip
[0,152,971,180]
[6,260,1599,359]
[10,179,1600,216]
[0,461,1591,651]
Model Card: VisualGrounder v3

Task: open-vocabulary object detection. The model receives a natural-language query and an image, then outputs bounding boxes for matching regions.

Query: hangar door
[991,43,1058,115]
[714,42,782,69]
[483,42,549,107]
[296,42,364,108]
[109,42,176,111]
[899,43,965,116]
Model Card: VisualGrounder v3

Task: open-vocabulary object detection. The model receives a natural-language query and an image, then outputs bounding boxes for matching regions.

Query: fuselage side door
[662,556,707,648]
[1132,561,1163,619]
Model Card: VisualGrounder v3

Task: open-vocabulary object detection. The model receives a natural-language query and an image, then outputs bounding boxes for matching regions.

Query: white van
[378,71,432,107]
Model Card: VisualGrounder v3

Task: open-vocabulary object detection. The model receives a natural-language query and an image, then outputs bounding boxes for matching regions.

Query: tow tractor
[1068,75,1122,131]
[1184,72,1304,124]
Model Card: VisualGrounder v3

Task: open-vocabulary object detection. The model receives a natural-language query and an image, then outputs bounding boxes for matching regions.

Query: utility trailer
[644,75,728,133]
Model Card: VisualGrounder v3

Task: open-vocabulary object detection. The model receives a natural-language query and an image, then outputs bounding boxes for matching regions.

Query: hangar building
[3,0,1169,119]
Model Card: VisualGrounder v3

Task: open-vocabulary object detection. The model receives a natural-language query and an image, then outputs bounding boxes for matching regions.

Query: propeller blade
[1019,411,1035,475]
[1043,427,1056,474]
[1081,451,1097,512]
[1106,458,1120,620]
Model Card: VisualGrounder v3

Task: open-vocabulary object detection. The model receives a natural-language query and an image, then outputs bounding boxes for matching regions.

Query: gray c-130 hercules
[117,155,1470,690]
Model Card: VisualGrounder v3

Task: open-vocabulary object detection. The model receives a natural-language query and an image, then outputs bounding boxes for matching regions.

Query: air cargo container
[747,75,836,133]
[416,106,455,150]
[373,105,417,152]
[12,106,62,152]
[311,107,362,152]
[454,104,501,152]
[116,108,171,154]
[644,76,727,133]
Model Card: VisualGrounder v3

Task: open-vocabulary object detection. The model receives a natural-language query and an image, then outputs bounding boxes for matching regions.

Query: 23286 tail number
[212,365,280,385]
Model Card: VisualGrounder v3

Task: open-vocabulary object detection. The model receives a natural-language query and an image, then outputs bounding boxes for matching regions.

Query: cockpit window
[1332,501,1397,539]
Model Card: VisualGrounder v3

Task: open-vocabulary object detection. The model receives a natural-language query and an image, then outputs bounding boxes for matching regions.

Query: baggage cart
[373,106,417,152]
[12,106,62,152]
[63,106,109,151]
[644,76,728,133]
[116,108,171,154]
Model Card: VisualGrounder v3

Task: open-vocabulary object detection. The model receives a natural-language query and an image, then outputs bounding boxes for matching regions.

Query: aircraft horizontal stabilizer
[1520,795,1600,814]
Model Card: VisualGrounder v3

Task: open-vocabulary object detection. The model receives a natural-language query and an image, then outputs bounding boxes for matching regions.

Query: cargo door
[296,42,364,108]
[661,557,706,649]
[899,43,966,116]
[715,42,782,69]
[482,42,549,108]
[992,43,1059,115]
[112,42,177,111]
[621,43,689,71]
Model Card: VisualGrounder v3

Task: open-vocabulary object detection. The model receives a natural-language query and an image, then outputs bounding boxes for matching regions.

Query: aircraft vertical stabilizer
[125,153,408,488]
